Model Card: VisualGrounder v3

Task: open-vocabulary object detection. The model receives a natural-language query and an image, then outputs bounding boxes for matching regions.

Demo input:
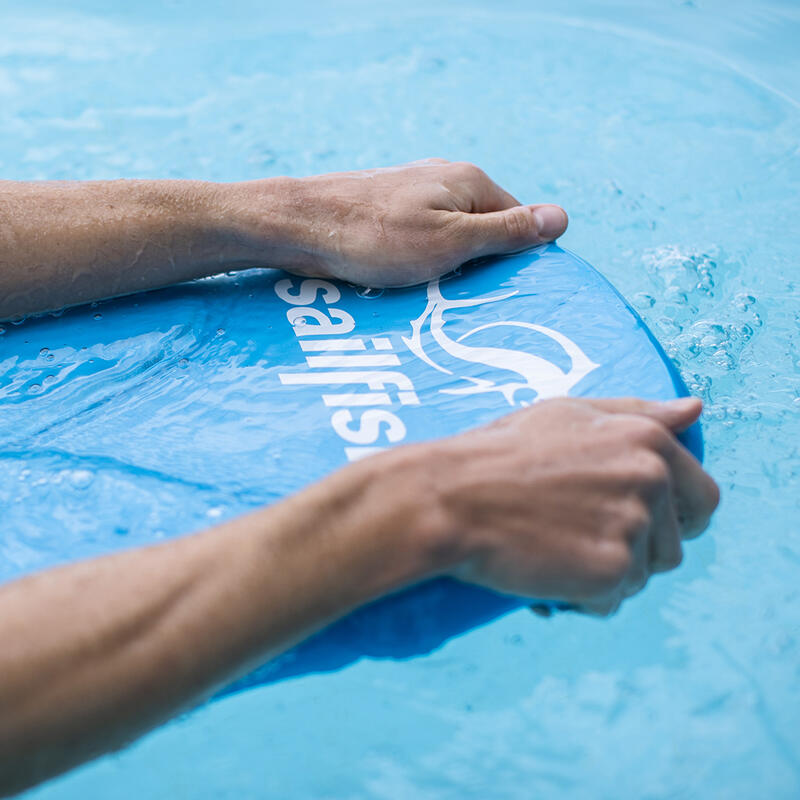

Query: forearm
[0,179,301,321]
[0,448,447,797]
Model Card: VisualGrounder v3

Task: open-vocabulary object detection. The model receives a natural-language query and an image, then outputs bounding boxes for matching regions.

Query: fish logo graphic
[403,278,599,407]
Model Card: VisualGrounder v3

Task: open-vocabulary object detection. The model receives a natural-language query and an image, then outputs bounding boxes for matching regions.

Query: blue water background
[1,0,798,797]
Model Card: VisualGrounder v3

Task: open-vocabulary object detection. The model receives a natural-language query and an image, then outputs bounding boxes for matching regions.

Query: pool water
[1,0,799,797]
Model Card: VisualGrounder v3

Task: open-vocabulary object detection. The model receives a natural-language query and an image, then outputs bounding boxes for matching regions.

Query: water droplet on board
[39,347,49,357]
[94,313,102,320]
[356,287,384,299]
[29,383,42,394]
[178,358,189,369]
[216,328,225,336]
[0,326,5,335]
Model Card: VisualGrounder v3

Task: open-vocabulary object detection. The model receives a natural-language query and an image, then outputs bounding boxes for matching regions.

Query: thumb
[462,204,568,257]
[586,396,703,433]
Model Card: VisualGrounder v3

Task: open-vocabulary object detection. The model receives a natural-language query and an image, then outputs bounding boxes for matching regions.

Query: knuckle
[633,452,671,494]
[651,546,683,573]
[616,499,652,540]
[452,161,484,181]
[666,546,684,570]
[590,544,632,591]
[625,417,670,450]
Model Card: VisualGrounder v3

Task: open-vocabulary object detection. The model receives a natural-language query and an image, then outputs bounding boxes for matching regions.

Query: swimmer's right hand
[396,395,719,616]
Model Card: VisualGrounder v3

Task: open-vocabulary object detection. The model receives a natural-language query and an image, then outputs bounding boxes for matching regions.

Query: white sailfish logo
[403,278,599,406]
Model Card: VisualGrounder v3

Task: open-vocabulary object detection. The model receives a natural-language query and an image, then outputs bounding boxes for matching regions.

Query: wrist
[308,445,461,598]
[207,177,318,270]
[348,443,466,589]
[274,443,463,610]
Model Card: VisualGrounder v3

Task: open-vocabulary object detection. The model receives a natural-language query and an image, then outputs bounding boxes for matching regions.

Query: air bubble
[69,470,94,490]
[664,287,688,303]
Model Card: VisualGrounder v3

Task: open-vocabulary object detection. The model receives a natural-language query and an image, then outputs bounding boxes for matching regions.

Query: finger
[648,489,684,572]
[658,437,720,539]
[622,531,650,598]
[585,396,703,433]
[582,396,718,536]
[442,163,522,212]
[591,398,718,538]
[467,175,521,213]
[579,592,623,617]
[459,203,568,257]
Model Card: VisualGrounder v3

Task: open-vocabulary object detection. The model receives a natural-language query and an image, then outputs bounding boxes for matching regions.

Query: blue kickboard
[0,243,701,694]
[220,243,702,692]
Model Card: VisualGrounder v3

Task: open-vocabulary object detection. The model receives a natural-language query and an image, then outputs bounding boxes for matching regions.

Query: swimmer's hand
[0,162,564,319]
[0,396,717,795]
[229,159,568,287]
[426,396,719,615]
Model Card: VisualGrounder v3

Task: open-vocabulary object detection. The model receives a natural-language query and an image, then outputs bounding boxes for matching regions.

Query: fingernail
[532,205,567,240]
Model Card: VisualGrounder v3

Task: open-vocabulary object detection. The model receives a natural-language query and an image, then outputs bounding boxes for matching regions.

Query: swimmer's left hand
[0,163,565,319]
[224,159,568,287]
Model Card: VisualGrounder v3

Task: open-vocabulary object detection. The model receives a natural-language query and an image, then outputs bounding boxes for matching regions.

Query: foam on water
[1,1,799,797]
